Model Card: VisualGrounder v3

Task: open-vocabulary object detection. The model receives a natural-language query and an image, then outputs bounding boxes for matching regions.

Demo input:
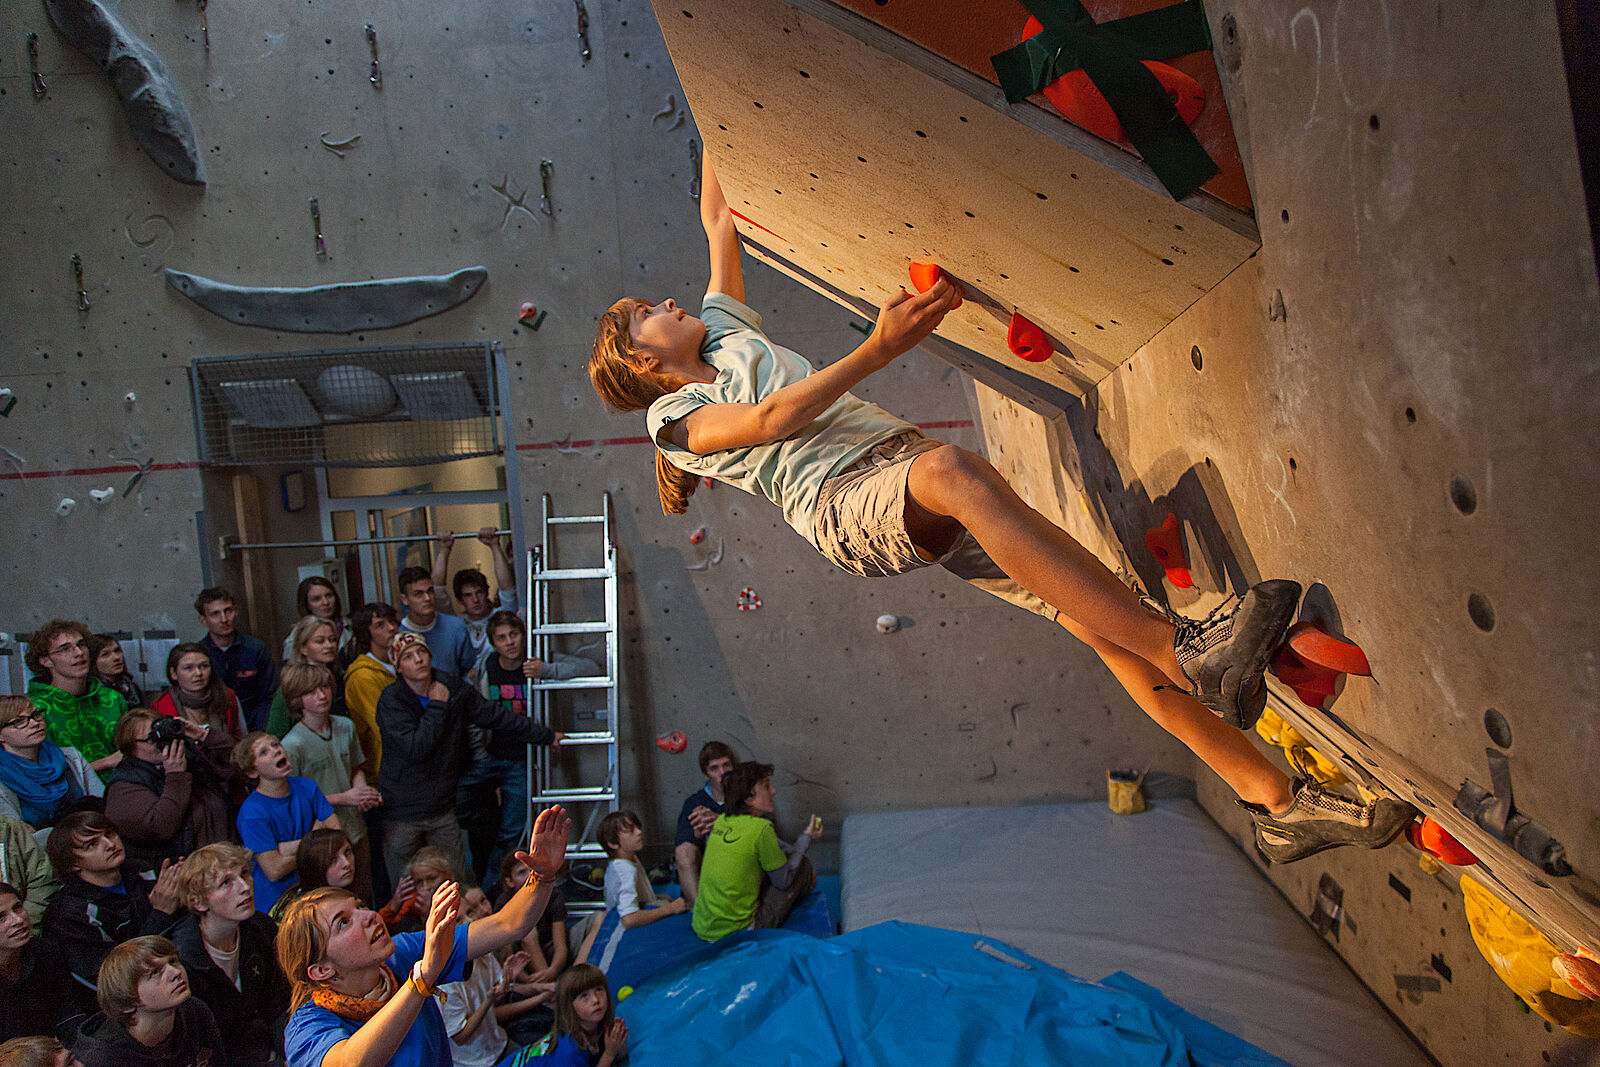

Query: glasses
[0,711,44,729]
[47,640,88,657]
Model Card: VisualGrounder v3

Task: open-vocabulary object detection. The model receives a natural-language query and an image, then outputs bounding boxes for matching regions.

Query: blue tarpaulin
[617,921,1290,1066]
[590,878,838,994]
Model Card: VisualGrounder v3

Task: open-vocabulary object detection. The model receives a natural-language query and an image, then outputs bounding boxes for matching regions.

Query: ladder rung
[556,732,615,745]
[547,515,606,525]
[536,567,613,580]
[535,677,612,690]
[537,787,617,802]
[532,622,610,635]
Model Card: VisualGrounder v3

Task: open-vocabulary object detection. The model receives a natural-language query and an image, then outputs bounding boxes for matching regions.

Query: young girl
[89,635,145,708]
[516,964,626,1067]
[588,149,1414,864]
[267,617,350,737]
[0,880,78,1043]
[152,643,242,741]
[283,577,351,663]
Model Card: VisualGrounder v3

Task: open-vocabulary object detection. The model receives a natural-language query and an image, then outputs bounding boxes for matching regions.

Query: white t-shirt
[438,950,508,1067]
[646,292,915,548]
[604,857,658,917]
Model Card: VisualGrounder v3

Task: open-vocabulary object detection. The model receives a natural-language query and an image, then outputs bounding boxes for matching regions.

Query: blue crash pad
[618,921,1290,1067]
[590,877,837,994]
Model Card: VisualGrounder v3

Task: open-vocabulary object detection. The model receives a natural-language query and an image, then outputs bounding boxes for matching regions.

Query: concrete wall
[0,0,1173,880]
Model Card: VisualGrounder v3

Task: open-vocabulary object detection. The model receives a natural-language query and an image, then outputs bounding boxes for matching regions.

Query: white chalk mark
[1263,453,1298,528]
[721,981,758,1015]
[1289,9,1323,130]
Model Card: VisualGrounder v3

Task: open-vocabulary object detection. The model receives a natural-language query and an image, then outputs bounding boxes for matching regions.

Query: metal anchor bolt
[309,198,327,258]
[539,159,554,217]
[71,253,90,311]
[365,24,382,88]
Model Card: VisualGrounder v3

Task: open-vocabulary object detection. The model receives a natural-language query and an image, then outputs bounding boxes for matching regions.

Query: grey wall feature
[43,0,206,186]
[163,267,489,333]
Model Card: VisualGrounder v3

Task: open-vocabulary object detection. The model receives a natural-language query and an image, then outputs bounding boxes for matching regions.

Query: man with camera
[103,708,233,875]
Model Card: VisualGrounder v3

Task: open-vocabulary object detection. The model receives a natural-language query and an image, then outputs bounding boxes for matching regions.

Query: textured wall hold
[163,266,488,332]
[43,0,206,186]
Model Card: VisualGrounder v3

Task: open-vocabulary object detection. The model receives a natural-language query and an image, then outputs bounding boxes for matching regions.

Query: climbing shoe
[1242,778,1417,863]
[1167,579,1301,729]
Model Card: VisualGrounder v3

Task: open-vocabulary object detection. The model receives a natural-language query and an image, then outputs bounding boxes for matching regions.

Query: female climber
[587,148,1413,863]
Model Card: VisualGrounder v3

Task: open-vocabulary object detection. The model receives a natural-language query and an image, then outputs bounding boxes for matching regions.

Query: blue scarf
[0,742,75,827]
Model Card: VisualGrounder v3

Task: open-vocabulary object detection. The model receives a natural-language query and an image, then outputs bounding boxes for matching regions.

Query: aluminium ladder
[524,493,619,905]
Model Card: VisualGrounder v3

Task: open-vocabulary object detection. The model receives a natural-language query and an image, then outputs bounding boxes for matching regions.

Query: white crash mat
[841,798,1430,1067]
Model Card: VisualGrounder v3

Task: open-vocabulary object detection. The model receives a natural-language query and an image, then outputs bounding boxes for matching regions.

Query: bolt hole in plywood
[653,0,1257,398]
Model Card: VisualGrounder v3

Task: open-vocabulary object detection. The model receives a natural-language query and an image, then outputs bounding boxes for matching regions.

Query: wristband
[408,960,445,1001]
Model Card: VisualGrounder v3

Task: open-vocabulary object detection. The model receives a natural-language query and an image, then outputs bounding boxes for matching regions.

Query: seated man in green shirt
[25,619,127,776]
[691,760,821,941]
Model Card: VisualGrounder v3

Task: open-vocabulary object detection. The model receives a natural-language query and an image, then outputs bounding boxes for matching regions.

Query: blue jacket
[202,632,279,732]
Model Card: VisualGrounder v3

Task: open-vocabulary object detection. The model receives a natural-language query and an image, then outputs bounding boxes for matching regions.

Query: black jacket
[72,998,222,1067]
[170,912,289,1066]
[375,670,548,820]
[41,871,180,997]
[0,936,84,1043]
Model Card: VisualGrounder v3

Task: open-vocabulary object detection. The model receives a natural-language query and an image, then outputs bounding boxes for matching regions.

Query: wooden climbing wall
[651,0,1258,396]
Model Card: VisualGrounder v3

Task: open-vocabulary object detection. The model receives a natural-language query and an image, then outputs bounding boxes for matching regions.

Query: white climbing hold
[90,486,115,503]
[876,613,901,633]
[56,497,77,516]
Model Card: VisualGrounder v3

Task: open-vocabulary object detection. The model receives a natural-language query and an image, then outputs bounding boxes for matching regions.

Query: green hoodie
[27,677,126,770]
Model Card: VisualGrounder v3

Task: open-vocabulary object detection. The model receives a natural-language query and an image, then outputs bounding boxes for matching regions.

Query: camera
[148,715,187,747]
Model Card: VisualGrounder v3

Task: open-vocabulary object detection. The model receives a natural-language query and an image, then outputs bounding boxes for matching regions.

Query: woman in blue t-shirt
[276,804,572,1067]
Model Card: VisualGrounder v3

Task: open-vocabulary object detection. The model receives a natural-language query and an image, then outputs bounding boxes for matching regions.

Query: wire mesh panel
[189,343,500,467]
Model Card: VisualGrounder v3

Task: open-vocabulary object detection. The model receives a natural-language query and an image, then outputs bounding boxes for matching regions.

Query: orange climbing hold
[907,262,963,308]
[1270,620,1372,707]
[1006,311,1053,362]
[1022,20,1206,143]
[1143,512,1192,588]
[655,730,687,754]
[1405,816,1479,866]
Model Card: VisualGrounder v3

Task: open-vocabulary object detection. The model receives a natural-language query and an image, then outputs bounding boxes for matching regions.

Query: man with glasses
[24,620,127,776]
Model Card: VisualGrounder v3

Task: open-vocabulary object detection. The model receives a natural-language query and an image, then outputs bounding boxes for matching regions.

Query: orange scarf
[309,965,400,1022]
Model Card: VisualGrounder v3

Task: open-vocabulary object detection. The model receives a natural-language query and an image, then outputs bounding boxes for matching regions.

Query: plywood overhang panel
[653,0,1259,395]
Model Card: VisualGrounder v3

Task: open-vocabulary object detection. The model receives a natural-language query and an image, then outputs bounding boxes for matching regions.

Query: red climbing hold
[1269,620,1372,707]
[1006,311,1054,362]
[1023,20,1206,143]
[655,730,687,755]
[690,526,707,545]
[1143,512,1193,588]
[907,262,963,308]
[1405,816,1479,866]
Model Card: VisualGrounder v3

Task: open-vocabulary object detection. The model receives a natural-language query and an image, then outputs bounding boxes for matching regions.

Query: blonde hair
[0,696,34,731]
[276,886,356,1012]
[98,936,182,1026]
[0,1036,69,1067]
[407,845,456,883]
[589,297,701,515]
[175,842,252,912]
[281,661,336,720]
[231,730,277,778]
[287,615,338,664]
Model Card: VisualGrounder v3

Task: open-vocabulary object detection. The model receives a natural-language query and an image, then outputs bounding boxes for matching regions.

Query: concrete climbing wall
[0,0,1185,877]
[648,0,1599,1063]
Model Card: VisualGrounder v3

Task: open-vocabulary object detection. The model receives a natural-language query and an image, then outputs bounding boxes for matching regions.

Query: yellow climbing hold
[1461,875,1600,1038]
[1254,708,1347,789]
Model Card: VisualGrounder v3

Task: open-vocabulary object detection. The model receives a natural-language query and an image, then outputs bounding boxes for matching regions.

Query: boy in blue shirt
[233,731,340,913]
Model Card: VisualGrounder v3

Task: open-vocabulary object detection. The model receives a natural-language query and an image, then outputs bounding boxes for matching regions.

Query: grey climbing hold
[44,0,206,186]
[163,266,489,333]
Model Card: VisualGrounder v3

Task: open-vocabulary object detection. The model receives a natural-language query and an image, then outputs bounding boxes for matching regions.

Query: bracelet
[408,960,443,1000]
[522,869,545,890]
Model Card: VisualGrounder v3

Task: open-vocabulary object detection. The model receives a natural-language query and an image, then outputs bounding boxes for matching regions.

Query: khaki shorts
[812,433,1055,618]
